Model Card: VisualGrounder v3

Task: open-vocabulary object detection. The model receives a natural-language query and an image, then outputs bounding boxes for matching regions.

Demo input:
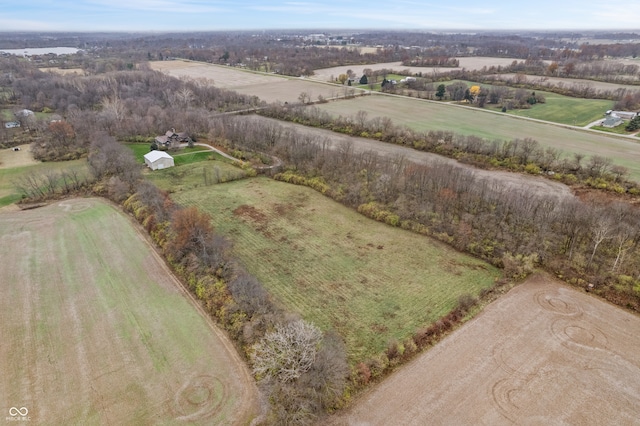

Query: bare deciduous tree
[251,319,322,383]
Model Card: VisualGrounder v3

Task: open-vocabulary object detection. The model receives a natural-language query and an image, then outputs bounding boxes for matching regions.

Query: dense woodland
[2,31,640,423]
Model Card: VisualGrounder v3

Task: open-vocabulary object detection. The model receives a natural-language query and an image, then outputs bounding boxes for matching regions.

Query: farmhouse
[144,150,174,170]
[153,128,192,150]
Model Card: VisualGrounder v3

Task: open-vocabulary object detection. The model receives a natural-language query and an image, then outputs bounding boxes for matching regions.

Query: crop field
[149,60,345,104]
[309,57,529,82]
[171,177,500,363]
[314,94,640,180]
[493,73,640,93]
[0,199,258,424]
[329,273,640,425]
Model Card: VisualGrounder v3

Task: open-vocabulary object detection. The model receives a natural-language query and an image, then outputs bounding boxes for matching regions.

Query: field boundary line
[103,197,263,425]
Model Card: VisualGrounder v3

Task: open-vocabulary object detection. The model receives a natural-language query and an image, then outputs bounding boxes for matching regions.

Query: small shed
[144,150,174,170]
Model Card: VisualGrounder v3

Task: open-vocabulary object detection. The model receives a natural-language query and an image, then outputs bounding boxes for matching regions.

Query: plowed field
[329,273,640,425]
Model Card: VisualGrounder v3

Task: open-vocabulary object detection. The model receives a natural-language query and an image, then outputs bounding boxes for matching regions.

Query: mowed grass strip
[0,199,256,424]
[315,95,640,180]
[172,177,500,363]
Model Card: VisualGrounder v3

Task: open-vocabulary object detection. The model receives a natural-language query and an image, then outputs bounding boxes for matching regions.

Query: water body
[0,47,80,56]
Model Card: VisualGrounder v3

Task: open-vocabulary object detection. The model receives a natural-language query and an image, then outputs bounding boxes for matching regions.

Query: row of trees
[83,134,348,424]
[215,112,640,308]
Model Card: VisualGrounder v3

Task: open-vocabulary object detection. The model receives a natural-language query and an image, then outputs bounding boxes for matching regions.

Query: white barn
[144,150,174,170]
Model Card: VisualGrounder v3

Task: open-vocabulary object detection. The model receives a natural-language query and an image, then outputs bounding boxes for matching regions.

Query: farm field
[0,199,258,424]
[503,91,613,126]
[309,57,529,82]
[247,115,576,200]
[149,60,348,104]
[314,94,640,180]
[171,177,501,363]
[493,73,640,93]
[409,80,612,126]
[329,273,640,425]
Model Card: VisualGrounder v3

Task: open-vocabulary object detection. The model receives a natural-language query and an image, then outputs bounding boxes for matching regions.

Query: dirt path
[327,273,640,425]
[247,115,575,201]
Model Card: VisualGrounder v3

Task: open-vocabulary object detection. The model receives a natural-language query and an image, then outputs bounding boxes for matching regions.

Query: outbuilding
[143,150,174,170]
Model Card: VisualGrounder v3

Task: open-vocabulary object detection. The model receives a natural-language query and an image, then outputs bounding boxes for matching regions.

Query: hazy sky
[0,0,637,32]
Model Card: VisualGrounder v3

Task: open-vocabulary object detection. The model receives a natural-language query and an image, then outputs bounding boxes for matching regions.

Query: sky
[0,0,638,33]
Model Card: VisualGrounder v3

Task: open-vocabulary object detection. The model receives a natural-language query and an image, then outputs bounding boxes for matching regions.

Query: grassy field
[0,198,258,424]
[172,177,501,363]
[126,143,210,164]
[438,80,613,126]
[315,95,640,180]
[0,155,88,207]
[145,160,248,192]
[504,91,613,126]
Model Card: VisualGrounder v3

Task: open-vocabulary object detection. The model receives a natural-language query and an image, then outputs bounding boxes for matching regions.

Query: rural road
[246,115,575,201]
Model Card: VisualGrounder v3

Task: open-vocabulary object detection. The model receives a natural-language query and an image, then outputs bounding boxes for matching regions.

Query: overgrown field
[0,199,257,424]
[0,156,87,207]
[172,177,501,363]
[314,95,640,180]
[145,160,248,192]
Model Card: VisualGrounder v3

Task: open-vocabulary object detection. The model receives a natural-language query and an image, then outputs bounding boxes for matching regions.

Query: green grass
[416,80,613,126]
[173,150,222,166]
[145,161,248,192]
[504,92,613,126]
[315,95,640,181]
[591,124,635,135]
[1,108,14,120]
[0,199,255,424]
[127,143,224,168]
[172,177,500,363]
[0,159,88,206]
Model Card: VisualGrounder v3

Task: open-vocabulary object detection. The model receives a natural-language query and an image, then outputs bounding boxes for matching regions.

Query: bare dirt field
[0,145,38,169]
[328,273,640,425]
[149,60,344,103]
[492,74,640,93]
[310,57,528,82]
[247,115,575,201]
[0,199,258,425]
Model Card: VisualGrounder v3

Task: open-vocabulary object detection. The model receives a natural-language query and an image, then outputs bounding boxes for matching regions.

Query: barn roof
[144,150,174,163]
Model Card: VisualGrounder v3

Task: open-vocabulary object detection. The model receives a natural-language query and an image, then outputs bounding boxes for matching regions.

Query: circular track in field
[173,375,227,422]
[58,200,93,213]
[551,318,609,353]
[535,290,582,316]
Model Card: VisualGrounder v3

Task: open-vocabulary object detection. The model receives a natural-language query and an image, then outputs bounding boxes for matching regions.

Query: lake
[0,47,81,56]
